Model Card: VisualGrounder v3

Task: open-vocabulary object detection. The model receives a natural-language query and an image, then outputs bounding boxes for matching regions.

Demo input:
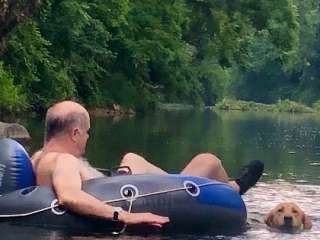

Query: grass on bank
[214,99,315,113]
[157,103,195,111]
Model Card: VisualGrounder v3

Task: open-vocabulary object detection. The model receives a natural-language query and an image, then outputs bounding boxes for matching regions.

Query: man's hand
[119,212,169,228]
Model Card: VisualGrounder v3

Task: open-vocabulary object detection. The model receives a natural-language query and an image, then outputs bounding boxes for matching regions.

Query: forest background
[1,0,320,114]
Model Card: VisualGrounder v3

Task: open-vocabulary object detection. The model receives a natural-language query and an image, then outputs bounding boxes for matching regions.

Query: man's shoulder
[48,152,82,171]
[53,152,80,162]
[40,151,80,164]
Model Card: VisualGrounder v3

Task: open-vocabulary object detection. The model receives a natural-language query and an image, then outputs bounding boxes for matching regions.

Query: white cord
[111,195,134,235]
[0,181,225,218]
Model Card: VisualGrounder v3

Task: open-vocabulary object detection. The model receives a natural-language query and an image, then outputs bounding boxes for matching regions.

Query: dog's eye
[277,208,284,213]
[292,209,298,214]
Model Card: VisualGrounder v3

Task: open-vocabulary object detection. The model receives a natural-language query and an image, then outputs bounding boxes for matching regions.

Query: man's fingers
[157,216,169,224]
[147,216,169,228]
[127,212,170,226]
[146,214,169,224]
[150,223,163,228]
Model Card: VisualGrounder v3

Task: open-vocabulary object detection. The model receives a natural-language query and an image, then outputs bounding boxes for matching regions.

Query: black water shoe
[235,160,264,195]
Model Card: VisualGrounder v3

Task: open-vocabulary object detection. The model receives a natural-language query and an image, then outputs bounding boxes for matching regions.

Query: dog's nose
[284,216,293,226]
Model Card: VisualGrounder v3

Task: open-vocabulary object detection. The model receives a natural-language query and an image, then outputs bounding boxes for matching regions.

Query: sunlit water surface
[3,110,320,240]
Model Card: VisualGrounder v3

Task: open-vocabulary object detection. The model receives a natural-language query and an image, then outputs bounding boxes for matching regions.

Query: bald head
[45,101,89,141]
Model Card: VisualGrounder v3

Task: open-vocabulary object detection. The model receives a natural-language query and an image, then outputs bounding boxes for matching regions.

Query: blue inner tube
[0,138,35,193]
[0,139,247,235]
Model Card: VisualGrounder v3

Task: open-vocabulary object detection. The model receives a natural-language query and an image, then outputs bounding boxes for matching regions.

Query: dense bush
[215,98,315,113]
[0,62,27,112]
[1,0,320,114]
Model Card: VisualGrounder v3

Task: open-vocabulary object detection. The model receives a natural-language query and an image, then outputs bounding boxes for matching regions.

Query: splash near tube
[0,139,247,235]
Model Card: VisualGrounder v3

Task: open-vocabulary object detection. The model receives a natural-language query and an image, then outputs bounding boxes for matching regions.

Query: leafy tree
[4,20,74,110]
[0,0,320,113]
[0,0,39,42]
[0,61,27,112]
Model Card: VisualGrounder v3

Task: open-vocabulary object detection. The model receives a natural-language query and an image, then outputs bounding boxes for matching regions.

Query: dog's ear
[302,214,312,229]
[264,212,274,227]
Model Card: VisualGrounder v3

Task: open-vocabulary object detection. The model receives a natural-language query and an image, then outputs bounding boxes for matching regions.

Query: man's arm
[79,158,105,179]
[31,150,42,162]
[52,154,169,226]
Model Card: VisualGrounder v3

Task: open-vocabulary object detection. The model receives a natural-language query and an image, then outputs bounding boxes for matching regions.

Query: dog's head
[265,202,312,233]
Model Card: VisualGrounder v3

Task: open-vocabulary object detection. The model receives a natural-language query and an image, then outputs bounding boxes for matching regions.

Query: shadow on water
[4,110,320,239]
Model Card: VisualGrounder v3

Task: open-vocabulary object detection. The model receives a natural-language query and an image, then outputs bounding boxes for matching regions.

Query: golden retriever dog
[265,202,312,233]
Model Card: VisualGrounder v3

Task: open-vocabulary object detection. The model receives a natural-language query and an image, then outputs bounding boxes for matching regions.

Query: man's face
[73,116,90,157]
[79,118,90,156]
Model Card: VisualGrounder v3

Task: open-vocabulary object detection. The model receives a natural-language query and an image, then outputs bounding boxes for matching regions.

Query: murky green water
[3,110,320,239]
[88,110,320,184]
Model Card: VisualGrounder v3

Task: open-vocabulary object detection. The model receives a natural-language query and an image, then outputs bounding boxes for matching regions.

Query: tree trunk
[0,0,40,42]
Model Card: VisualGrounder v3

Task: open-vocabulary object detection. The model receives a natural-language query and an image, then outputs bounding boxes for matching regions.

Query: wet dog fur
[265,202,312,233]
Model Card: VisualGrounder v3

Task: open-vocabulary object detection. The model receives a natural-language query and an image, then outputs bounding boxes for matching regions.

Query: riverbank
[156,103,196,111]
[88,104,135,117]
[155,99,318,114]
[214,99,317,113]
[1,99,319,118]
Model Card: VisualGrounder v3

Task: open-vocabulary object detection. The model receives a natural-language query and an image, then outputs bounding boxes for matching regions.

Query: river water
[3,110,320,239]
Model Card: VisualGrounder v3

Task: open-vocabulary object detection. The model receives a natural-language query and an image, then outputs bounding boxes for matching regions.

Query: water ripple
[240,181,320,240]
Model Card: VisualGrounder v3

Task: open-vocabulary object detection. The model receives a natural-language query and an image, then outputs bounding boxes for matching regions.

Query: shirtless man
[32,101,263,227]
[32,101,169,227]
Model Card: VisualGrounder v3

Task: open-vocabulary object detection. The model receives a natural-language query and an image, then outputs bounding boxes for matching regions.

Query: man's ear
[264,212,274,227]
[302,214,312,229]
[70,128,79,142]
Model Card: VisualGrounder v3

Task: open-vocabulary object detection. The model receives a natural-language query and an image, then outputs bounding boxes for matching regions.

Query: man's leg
[120,152,239,190]
[180,153,240,192]
[120,153,167,174]
[180,153,264,194]
[120,152,239,191]
[120,152,263,195]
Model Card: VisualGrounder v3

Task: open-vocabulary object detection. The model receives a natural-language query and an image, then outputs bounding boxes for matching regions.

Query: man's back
[32,151,104,186]
[32,151,68,186]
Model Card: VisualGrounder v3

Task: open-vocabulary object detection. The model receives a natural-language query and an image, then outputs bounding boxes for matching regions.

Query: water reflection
[85,110,320,184]
[3,110,320,239]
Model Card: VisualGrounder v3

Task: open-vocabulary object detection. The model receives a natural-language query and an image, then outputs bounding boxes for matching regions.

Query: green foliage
[275,99,314,113]
[291,0,320,105]
[197,60,235,105]
[4,20,75,110]
[0,62,27,112]
[215,98,275,112]
[112,0,197,105]
[215,98,314,113]
[312,100,320,112]
[157,103,194,111]
[39,0,115,106]
[0,0,320,113]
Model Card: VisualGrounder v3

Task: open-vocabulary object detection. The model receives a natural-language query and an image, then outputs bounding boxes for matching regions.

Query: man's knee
[194,153,222,170]
[122,152,138,160]
[121,152,143,165]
